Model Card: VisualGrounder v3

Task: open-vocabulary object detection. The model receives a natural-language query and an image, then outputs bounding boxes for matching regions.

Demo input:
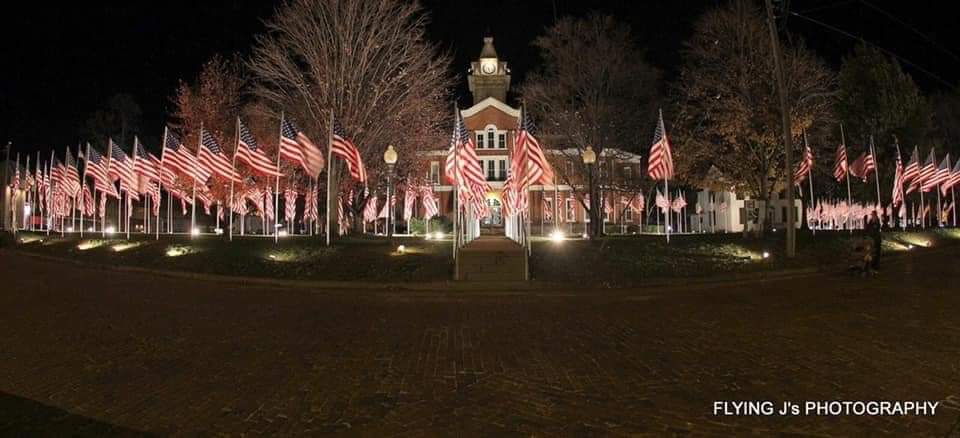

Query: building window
[543,198,553,220]
[623,166,632,180]
[565,198,575,222]
[781,206,787,223]
[476,133,484,149]
[487,129,495,149]
[498,133,506,149]
[624,206,633,222]
[487,160,496,180]
[498,159,506,180]
[429,161,439,184]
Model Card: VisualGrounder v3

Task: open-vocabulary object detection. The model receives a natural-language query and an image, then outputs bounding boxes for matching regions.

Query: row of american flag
[5,113,376,235]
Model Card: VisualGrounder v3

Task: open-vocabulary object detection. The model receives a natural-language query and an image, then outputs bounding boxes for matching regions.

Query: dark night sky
[1,1,958,158]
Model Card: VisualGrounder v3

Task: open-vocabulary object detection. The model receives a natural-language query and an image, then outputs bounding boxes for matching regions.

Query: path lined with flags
[1,247,957,435]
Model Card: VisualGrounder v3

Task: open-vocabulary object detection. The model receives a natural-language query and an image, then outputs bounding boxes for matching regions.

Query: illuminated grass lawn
[6,229,958,286]
[531,229,960,286]
[8,233,452,283]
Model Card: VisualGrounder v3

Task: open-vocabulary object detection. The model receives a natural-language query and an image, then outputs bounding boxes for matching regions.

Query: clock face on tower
[481,59,497,75]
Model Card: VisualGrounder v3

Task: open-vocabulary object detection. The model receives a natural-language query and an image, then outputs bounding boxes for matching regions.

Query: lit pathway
[0,249,958,435]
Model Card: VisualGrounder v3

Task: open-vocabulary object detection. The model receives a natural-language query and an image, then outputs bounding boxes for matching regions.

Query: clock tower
[468,36,511,105]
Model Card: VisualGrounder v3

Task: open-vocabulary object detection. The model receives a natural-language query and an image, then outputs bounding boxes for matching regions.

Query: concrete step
[456,237,527,281]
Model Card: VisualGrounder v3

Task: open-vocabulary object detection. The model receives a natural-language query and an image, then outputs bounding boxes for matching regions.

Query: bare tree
[520,14,659,238]
[247,0,452,229]
[672,0,835,229]
[171,55,245,203]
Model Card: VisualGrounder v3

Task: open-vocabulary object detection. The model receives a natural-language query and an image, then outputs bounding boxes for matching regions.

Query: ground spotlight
[105,226,116,235]
[762,251,770,259]
[397,245,406,255]
[66,226,74,232]
[191,227,200,236]
[278,230,289,237]
[581,233,588,239]
[550,229,564,243]
[214,228,224,235]
[433,231,444,240]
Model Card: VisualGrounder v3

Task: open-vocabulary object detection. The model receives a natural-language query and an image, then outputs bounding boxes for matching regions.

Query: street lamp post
[764,0,796,258]
[581,146,597,239]
[383,145,398,239]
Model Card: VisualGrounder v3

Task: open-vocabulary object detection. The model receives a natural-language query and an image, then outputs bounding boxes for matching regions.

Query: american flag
[149,182,161,217]
[892,145,905,207]
[944,159,960,195]
[81,182,96,216]
[903,146,921,194]
[199,127,242,181]
[848,149,875,182]
[363,194,379,223]
[109,139,140,199]
[832,143,848,182]
[378,193,395,219]
[794,143,814,184]
[918,149,938,192]
[515,105,554,188]
[236,119,281,177]
[303,186,318,222]
[626,193,645,213]
[63,148,82,197]
[284,187,298,223]
[420,187,439,219]
[655,189,670,212]
[50,154,64,189]
[133,138,161,182]
[232,192,249,216]
[162,128,211,183]
[85,145,118,198]
[446,111,489,202]
[671,193,687,213]
[264,186,275,221]
[280,116,324,178]
[403,187,417,221]
[244,186,265,216]
[647,111,674,180]
[331,117,367,183]
[935,154,952,195]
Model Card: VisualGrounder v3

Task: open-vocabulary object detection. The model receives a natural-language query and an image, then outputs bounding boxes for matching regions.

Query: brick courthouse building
[420,37,644,235]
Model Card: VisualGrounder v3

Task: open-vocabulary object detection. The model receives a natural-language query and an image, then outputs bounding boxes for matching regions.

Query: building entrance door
[483,198,502,226]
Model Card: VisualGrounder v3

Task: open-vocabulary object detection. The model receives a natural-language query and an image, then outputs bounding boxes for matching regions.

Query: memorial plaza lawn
[3,229,958,286]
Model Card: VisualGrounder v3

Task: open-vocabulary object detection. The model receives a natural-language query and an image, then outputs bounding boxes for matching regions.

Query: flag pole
[952,186,956,227]
[452,104,459,266]
[126,141,132,240]
[70,147,78,233]
[13,152,20,232]
[229,118,238,242]
[191,125,200,238]
[870,136,881,208]
[919,147,926,229]
[326,110,334,245]
[804,130,815,235]
[81,144,90,237]
[840,124,852,233]
[274,114,283,244]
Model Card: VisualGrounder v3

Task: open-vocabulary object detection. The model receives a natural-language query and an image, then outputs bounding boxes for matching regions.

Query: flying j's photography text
[713,401,940,416]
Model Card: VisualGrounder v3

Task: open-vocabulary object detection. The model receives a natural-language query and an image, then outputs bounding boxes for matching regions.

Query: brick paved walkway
[1,249,958,435]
